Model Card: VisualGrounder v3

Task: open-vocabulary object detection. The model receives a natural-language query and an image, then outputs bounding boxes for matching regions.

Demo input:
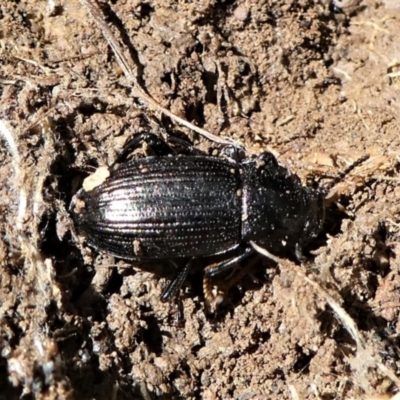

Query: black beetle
[70,133,325,302]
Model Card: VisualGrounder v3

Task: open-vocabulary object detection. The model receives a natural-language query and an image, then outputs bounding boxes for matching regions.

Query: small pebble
[233,6,249,21]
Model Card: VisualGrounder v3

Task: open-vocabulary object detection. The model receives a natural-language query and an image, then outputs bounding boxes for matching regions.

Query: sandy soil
[1,0,400,399]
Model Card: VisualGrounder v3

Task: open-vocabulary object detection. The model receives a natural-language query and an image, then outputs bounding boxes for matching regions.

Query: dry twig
[80,0,240,147]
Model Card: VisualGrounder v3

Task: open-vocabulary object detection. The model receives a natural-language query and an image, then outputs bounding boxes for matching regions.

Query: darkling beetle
[70,133,326,302]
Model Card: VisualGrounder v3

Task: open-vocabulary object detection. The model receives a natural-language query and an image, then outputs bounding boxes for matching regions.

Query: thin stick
[80,0,239,147]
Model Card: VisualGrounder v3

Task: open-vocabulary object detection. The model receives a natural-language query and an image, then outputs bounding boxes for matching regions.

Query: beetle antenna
[321,154,369,195]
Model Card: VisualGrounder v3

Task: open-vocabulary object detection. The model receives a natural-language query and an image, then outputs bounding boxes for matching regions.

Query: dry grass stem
[80,0,241,148]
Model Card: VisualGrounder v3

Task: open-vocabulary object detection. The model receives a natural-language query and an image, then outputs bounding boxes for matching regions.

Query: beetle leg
[220,144,246,163]
[204,255,261,309]
[203,247,254,308]
[115,132,175,165]
[295,243,306,263]
[160,259,193,302]
[165,135,206,156]
[204,247,254,278]
[203,274,224,310]
[168,135,244,158]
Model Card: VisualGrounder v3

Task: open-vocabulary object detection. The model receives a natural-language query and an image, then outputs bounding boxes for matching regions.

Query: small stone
[233,6,249,22]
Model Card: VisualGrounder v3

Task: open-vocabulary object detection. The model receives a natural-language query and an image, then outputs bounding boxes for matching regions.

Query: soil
[1,0,400,399]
